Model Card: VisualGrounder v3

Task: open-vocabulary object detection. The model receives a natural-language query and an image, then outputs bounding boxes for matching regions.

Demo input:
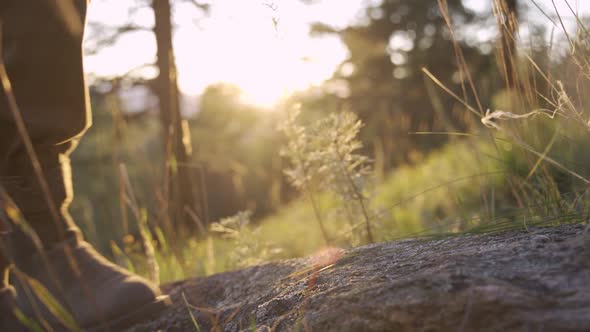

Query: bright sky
[84,0,370,107]
[84,0,590,107]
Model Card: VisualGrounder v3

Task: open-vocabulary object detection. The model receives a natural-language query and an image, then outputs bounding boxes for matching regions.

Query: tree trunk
[153,0,204,234]
[497,0,518,90]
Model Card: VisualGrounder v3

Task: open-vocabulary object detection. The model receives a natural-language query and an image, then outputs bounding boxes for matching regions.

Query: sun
[174,36,301,109]
[174,29,347,109]
[239,84,290,109]
[85,0,351,109]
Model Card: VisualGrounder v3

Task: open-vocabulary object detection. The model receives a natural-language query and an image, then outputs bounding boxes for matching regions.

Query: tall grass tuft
[280,108,331,244]
[428,0,590,230]
[281,108,378,245]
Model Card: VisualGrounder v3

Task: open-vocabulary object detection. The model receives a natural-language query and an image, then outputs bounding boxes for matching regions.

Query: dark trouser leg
[0,1,170,329]
[0,143,82,255]
[0,0,89,250]
[0,0,89,316]
[0,1,90,325]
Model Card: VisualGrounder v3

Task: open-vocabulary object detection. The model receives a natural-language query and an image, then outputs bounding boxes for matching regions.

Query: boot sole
[85,295,172,332]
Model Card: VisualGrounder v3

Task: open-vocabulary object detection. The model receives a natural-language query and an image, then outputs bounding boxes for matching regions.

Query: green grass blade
[182,292,201,332]
[13,308,45,332]
[23,274,80,332]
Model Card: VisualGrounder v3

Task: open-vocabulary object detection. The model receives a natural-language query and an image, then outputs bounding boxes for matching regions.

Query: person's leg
[0,0,170,329]
[0,0,88,244]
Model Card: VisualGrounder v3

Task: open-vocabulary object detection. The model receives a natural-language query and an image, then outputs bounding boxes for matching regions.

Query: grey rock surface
[127,224,590,331]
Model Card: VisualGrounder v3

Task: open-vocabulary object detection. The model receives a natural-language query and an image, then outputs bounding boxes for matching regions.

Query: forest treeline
[67,0,587,254]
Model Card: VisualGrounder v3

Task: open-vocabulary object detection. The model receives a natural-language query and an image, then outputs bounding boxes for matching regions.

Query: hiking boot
[1,154,171,331]
[10,233,171,331]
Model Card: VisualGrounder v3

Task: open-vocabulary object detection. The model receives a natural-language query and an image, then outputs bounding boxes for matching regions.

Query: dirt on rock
[127,224,590,332]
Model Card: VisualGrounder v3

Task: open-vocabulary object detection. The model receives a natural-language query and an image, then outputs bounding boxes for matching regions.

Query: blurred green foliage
[66,0,590,284]
[310,0,495,171]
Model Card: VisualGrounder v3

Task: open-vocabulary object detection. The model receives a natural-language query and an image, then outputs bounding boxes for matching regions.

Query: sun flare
[84,0,354,109]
